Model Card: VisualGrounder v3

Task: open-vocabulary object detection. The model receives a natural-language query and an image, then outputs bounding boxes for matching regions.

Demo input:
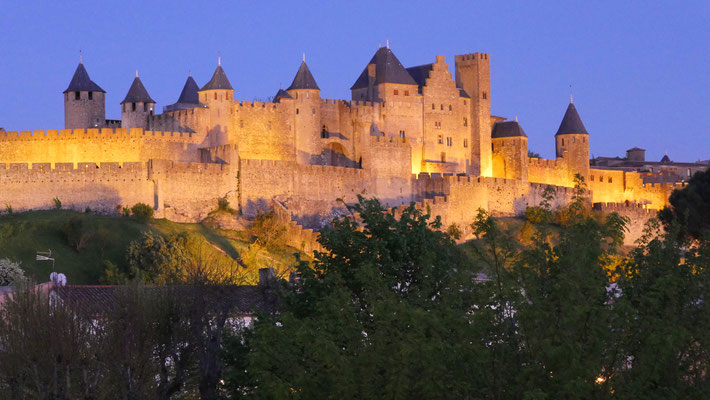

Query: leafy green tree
[659,168,710,241]
[238,197,486,399]
[131,202,154,223]
[127,231,190,283]
[0,258,25,285]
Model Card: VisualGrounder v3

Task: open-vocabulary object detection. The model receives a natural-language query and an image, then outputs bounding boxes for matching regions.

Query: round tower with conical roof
[286,58,321,164]
[198,59,234,145]
[555,100,590,183]
[491,120,528,181]
[120,73,155,130]
[63,62,106,129]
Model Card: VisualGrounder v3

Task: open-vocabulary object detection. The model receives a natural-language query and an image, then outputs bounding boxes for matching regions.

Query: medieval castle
[1,47,706,243]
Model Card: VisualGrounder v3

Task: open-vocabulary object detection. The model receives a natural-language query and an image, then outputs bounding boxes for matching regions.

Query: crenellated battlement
[528,157,562,168]
[369,135,409,146]
[0,128,203,143]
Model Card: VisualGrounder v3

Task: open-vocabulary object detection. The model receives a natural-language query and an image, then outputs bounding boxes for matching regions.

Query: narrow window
[561,138,565,146]
[463,100,467,106]
[214,92,218,100]
[132,102,136,111]
[312,108,315,115]
[144,103,148,112]
[393,89,399,95]
[446,137,452,146]
[438,135,443,144]
[432,103,435,110]
[399,130,405,138]
[88,92,93,100]
[75,91,80,100]
[608,177,613,183]
[463,139,468,148]
[590,175,595,181]
[449,105,452,111]
[321,125,329,138]
[482,91,487,100]
[296,108,299,114]
[440,104,444,110]
[441,152,446,162]
[404,90,409,96]
[463,117,468,127]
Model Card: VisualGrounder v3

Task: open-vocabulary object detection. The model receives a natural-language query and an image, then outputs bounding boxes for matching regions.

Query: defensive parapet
[0,128,203,143]
[593,201,659,245]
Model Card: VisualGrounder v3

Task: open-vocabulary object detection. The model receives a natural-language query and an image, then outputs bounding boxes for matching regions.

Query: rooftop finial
[136,69,139,78]
[218,51,221,66]
[386,39,390,49]
[515,115,518,122]
[79,49,82,64]
[570,84,573,104]
[303,52,306,62]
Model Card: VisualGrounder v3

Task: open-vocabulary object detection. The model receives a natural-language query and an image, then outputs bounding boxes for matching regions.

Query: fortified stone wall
[363,136,413,206]
[0,129,206,166]
[589,168,683,209]
[0,162,152,213]
[528,157,570,187]
[239,159,370,217]
[593,202,658,245]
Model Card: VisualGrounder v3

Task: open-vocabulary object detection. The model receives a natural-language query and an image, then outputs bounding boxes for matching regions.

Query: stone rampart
[593,202,658,245]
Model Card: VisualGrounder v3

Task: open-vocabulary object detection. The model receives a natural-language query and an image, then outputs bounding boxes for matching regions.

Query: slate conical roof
[201,65,233,91]
[555,102,588,135]
[492,120,528,139]
[273,88,293,102]
[64,62,105,93]
[351,47,417,90]
[660,154,671,163]
[176,76,201,104]
[287,61,320,91]
[121,76,155,104]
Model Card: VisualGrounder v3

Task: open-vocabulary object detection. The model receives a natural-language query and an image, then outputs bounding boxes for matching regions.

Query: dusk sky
[1,1,708,161]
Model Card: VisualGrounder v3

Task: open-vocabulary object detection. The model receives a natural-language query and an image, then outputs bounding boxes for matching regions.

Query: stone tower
[198,60,234,146]
[454,53,492,177]
[120,73,155,130]
[350,46,418,103]
[555,101,590,183]
[63,62,106,129]
[491,120,529,181]
[286,59,321,164]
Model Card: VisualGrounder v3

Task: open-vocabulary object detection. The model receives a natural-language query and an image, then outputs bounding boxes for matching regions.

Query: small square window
[437,135,443,144]
[394,89,399,95]
[404,90,409,96]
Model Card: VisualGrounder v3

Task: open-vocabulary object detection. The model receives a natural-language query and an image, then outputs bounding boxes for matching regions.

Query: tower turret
[491,120,528,181]
[286,59,322,164]
[198,59,234,145]
[555,100,590,183]
[164,75,205,112]
[454,53,492,177]
[63,62,106,129]
[120,72,155,130]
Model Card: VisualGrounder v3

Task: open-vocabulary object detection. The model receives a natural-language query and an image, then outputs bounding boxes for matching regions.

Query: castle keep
[1,47,703,242]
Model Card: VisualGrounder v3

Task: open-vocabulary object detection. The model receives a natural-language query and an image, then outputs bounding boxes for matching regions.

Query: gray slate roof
[405,63,433,89]
[64,63,105,93]
[660,154,671,163]
[273,88,293,102]
[201,65,233,91]
[287,61,320,90]
[164,76,205,112]
[555,102,588,135]
[492,120,528,138]
[121,76,155,104]
[351,47,417,90]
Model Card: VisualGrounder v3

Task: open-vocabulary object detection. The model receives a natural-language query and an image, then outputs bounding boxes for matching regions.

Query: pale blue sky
[1,1,708,161]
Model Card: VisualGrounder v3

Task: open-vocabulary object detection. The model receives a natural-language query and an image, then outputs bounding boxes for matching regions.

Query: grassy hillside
[0,210,301,285]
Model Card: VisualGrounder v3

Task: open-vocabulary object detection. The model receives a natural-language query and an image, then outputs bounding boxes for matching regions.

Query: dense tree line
[1,174,709,398]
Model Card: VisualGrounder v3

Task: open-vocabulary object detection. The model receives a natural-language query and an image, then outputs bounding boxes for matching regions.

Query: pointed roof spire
[121,75,155,104]
[351,47,417,90]
[176,76,201,104]
[64,62,105,93]
[287,60,320,91]
[555,101,588,135]
[201,62,233,91]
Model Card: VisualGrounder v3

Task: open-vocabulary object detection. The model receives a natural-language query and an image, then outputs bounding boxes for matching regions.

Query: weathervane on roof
[570,84,574,103]
[386,39,390,49]
[303,52,306,62]
[79,49,82,64]
[218,50,221,66]
[136,69,139,78]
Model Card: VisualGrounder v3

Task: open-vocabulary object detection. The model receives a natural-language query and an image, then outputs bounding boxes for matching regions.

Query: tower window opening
[464,100,467,105]
[144,103,148,112]
[75,91,80,100]
[590,175,595,181]
[321,125,329,139]
[608,177,613,183]
[312,108,315,115]
[441,152,446,162]
[437,135,443,144]
[440,104,444,110]
[399,130,405,138]
[394,89,399,95]
[464,117,468,127]
[463,139,468,148]
[449,105,452,111]
[296,108,299,114]
[482,91,487,100]
[132,103,136,111]
[446,137,452,146]
[404,90,409,96]
[88,92,93,100]
[432,103,435,110]
[561,138,565,146]
[214,93,218,100]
